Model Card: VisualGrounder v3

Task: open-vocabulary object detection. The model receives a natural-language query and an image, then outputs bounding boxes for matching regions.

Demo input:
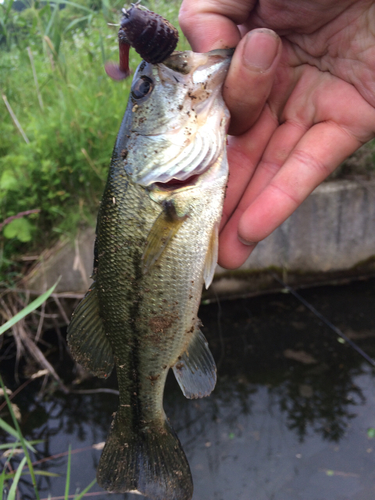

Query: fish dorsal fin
[172,324,216,399]
[67,283,114,378]
[142,200,188,274]
[203,222,219,289]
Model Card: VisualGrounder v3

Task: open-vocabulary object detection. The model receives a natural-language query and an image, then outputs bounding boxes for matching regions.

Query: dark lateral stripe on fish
[128,250,143,427]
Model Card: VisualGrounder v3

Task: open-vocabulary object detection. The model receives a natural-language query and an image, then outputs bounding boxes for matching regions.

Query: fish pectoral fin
[172,324,217,399]
[67,283,114,378]
[142,200,188,274]
[203,222,219,289]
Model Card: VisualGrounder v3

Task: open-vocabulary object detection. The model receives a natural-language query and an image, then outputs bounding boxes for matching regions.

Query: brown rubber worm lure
[105,3,179,80]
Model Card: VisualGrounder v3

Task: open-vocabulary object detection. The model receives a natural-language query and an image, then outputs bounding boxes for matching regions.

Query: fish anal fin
[97,411,193,500]
[67,283,114,378]
[173,325,216,399]
[203,222,219,289]
[142,200,188,274]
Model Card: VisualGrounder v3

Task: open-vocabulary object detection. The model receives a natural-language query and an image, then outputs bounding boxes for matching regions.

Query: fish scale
[67,49,232,500]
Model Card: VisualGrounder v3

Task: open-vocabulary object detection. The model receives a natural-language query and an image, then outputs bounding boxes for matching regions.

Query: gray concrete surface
[235,179,375,273]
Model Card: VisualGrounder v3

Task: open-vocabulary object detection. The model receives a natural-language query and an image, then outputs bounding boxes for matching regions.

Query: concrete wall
[236,179,375,273]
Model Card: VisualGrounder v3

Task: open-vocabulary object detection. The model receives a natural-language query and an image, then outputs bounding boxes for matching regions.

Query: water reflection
[202,279,375,443]
[271,363,366,442]
[1,279,375,499]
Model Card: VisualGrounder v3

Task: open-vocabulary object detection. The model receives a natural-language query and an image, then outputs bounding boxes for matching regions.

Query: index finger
[179,0,256,52]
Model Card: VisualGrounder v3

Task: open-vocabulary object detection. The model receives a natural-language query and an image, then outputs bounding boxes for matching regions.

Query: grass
[0,0,187,284]
[0,279,58,335]
[0,382,97,498]
[0,293,97,499]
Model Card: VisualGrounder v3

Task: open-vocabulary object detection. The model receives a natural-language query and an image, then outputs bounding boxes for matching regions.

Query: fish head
[115,49,233,188]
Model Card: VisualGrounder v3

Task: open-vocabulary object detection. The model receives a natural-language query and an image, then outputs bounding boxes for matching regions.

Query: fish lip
[162,48,234,75]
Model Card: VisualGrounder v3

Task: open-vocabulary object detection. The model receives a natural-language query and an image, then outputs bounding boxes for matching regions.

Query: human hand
[179,0,375,269]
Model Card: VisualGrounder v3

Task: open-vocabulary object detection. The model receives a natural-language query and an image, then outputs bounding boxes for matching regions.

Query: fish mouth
[154,173,201,190]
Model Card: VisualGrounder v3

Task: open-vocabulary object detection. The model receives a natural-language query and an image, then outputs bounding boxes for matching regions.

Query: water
[1,278,375,500]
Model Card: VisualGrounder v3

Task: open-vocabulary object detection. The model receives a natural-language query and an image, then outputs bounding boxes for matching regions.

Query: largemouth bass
[67,48,232,500]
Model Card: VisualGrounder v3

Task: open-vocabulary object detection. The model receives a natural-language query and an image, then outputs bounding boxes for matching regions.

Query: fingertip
[218,219,258,269]
[237,208,262,249]
[218,239,257,269]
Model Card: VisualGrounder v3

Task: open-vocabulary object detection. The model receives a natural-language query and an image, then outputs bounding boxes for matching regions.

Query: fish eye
[131,76,154,99]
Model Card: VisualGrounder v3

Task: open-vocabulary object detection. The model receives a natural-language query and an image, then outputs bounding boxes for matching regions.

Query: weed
[0,0,186,284]
[0,375,97,498]
[0,289,96,499]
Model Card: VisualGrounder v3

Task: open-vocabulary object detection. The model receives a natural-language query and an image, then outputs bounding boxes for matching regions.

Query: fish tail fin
[97,410,193,500]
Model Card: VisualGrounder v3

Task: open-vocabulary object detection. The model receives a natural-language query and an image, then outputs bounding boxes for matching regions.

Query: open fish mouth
[154,173,201,191]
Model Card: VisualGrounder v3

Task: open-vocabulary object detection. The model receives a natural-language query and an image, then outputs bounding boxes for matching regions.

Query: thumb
[224,29,281,136]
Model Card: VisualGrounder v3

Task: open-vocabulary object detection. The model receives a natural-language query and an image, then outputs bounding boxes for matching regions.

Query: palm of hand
[180,0,375,268]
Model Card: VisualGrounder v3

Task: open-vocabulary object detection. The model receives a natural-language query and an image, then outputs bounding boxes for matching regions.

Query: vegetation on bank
[0,0,187,285]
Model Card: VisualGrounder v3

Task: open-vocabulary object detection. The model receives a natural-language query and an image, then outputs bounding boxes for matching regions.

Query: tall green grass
[0,0,186,283]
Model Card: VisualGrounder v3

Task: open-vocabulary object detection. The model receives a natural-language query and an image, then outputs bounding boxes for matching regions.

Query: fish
[67,47,232,500]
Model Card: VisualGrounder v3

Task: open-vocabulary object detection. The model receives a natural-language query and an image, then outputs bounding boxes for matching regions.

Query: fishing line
[211,287,225,369]
[71,388,120,395]
[269,272,375,368]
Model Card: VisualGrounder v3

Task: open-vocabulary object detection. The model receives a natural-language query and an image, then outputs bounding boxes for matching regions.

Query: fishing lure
[105,3,179,80]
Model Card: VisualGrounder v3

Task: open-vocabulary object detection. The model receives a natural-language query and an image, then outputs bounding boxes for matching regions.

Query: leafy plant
[0,0,15,49]
[0,0,186,284]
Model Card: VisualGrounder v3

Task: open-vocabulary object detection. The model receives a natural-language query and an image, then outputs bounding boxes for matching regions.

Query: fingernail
[238,236,257,247]
[243,29,279,72]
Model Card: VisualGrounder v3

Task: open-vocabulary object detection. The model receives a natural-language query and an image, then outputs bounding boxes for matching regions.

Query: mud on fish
[67,42,232,500]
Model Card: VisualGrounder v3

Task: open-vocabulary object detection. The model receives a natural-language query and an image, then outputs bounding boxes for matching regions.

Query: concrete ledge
[24,178,375,296]
[235,179,375,273]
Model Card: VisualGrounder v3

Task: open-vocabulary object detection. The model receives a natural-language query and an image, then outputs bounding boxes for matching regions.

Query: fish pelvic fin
[97,411,193,500]
[142,200,188,274]
[173,324,217,399]
[203,221,219,289]
[67,283,114,378]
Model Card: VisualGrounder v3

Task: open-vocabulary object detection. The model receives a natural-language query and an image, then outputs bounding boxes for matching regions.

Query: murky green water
[1,278,375,500]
